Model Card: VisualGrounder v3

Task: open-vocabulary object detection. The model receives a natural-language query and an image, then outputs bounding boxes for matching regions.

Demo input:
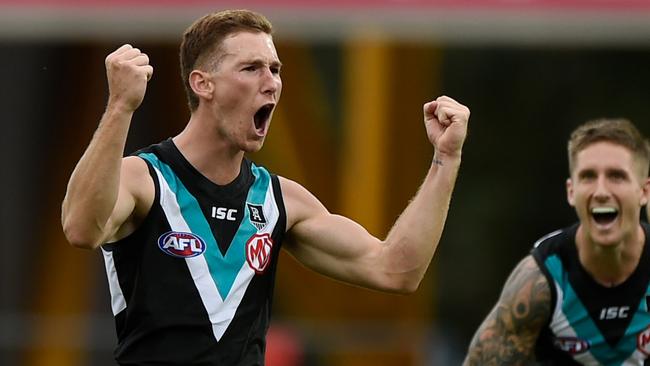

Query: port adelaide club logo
[157,231,206,258]
[247,203,267,230]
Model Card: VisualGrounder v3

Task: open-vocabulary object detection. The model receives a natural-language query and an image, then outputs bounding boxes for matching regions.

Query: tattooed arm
[463,255,551,365]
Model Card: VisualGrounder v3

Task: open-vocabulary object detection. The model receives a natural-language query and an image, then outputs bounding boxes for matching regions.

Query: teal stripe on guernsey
[620,288,650,363]
[545,255,637,365]
[139,153,270,300]
[620,297,650,363]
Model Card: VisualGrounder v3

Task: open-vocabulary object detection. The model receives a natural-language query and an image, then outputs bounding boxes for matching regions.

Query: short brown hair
[568,118,650,178]
[179,9,273,111]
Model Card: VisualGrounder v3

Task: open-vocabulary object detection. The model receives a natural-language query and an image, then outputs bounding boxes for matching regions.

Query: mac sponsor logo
[638,326,650,356]
[157,231,206,258]
[246,233,273,273]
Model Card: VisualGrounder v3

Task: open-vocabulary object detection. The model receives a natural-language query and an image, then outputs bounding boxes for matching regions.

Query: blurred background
[1,0,650,365]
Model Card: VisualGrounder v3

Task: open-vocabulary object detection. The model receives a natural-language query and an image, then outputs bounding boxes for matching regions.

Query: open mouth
[591,207,618,226]
[254,103,275,132]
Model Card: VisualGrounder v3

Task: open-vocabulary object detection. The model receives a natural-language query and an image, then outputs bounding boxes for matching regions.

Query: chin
[588,229,623,248]
[242,140,265,153]
[594,238,621,248]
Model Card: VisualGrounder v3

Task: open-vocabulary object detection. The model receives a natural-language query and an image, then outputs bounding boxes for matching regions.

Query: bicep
[281,177,385,286]
[464,255,551,365]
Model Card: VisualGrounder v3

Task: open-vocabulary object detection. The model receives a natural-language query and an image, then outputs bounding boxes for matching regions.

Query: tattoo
[464,256,551,366]
[433,158,444,166]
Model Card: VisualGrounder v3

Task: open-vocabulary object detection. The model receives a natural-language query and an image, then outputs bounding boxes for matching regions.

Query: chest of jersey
[101,141,287,364]
[544,254,650,365]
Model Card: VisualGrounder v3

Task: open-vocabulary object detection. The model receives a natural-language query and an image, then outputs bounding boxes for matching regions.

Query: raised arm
[282,96,469,293]
[464,255,552,365]
[61,44,154,249]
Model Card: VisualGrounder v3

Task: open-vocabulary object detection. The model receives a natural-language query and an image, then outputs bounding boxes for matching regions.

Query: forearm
[382,152,461,290]
[62,104,133,248]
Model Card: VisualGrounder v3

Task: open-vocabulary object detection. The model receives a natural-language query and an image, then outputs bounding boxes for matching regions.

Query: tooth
[591,207,617,214]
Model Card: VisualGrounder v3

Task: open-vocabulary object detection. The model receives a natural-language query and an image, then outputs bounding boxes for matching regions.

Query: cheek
[571,191,592,212]
[216,76,253,104]
[216,90,247,114]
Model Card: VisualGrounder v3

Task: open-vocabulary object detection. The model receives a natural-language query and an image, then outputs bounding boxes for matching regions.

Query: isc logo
[553,337,590,355]
[212,207,237,221]
[246,233,274,274]
[157,231,206,258]
[600,306,630,320]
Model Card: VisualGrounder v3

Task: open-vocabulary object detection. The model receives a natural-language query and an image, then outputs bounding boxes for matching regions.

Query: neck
[576,225,645,287]
[173,115,244,185]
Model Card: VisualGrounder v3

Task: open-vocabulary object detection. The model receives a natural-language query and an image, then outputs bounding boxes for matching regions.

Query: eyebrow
[576,168,596,177]
[606,167,629,176]
[240,58,282,68]
[577,167,629,177]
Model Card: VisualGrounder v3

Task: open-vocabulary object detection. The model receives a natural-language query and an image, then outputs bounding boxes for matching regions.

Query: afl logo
[637,325,650,355]
[246,233,274,274]
[157,231,206,258]
[553,337,590,355]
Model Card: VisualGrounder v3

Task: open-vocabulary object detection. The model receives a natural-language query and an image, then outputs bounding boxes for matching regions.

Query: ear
[566,178,576,207]
[641,177,650,206]
[189,70,214,102]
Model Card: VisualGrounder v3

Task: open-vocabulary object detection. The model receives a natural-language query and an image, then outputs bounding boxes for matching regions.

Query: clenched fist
[423,96,470,159]
[105,44,154,112]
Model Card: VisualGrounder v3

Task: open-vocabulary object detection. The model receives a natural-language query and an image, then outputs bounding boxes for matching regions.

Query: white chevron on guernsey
[101,249,127,316]
[152,164,280,341]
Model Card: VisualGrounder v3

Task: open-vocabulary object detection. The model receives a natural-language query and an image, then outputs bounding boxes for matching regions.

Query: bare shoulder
[122,155,154,217]
[501,255,551,310]
[278,176,327,230]
[464,255,551,365]
[122,156,152,189]
[123,155,149,176]
[277,176,303,198]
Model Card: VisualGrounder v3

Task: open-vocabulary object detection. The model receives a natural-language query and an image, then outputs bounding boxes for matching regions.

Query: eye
[270,66,281,75]
[242,65,257,72]
[609,171,628,182]
[578,171,596,182]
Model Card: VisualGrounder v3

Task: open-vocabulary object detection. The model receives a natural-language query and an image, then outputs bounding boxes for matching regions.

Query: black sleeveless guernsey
[532,223,650,365]
[101,139,286,365]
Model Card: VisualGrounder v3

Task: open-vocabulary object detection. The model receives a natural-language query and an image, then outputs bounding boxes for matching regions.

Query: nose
[593,175,611,202]
[261,68,280,96]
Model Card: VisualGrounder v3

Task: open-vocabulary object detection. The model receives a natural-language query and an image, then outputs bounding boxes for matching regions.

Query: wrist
[106,96,138,115]
[432,151,461,167]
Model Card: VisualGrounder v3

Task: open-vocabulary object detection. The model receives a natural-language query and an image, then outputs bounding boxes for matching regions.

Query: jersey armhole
[271,174,287,237]
[102,157,160,249]
[531,252,557,329]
